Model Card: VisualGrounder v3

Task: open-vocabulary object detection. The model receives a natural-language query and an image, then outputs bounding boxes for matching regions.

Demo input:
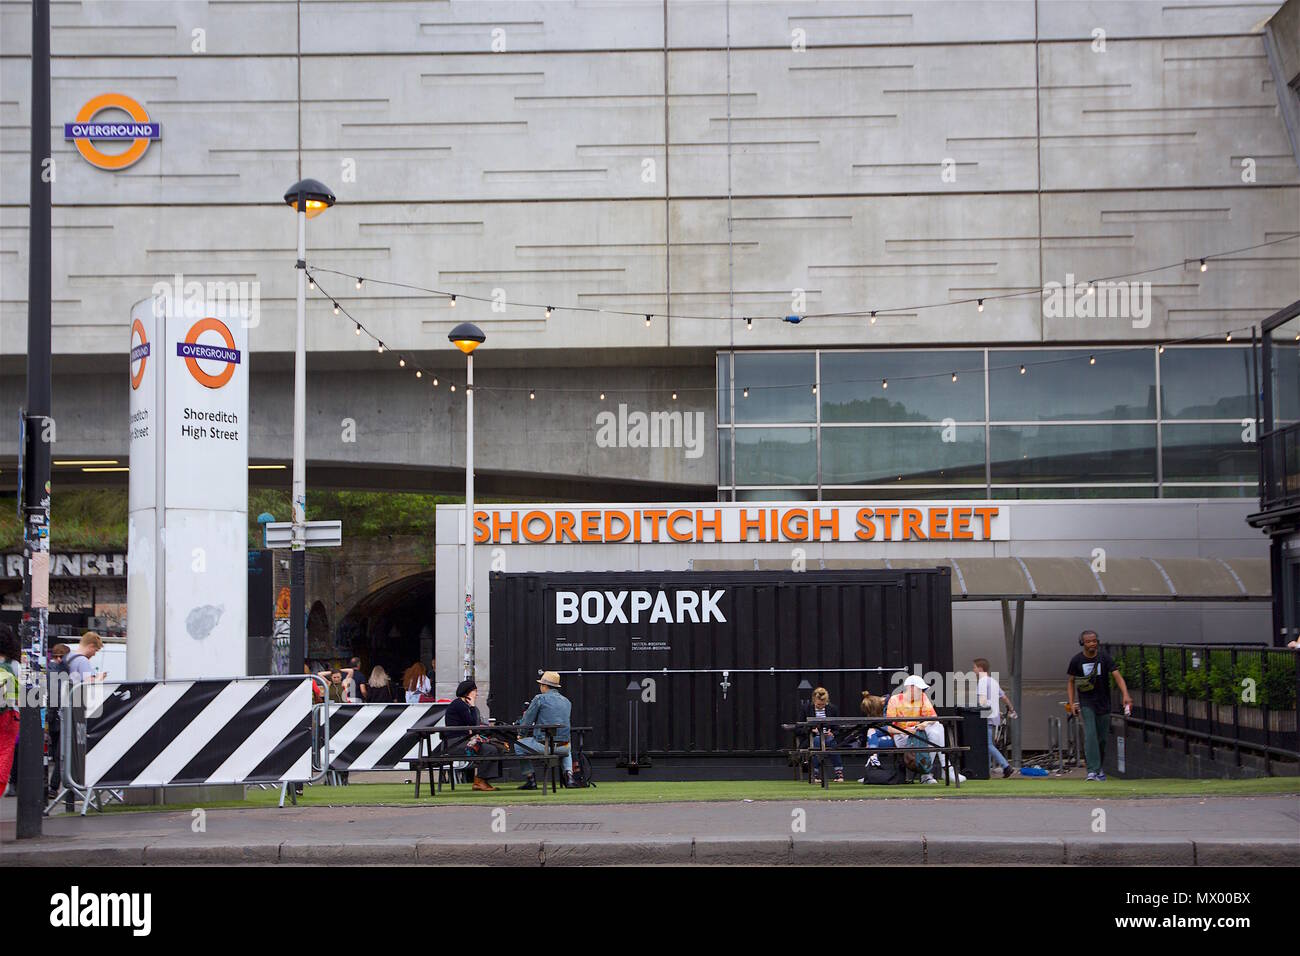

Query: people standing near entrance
[973,658,1017,778]
[347,657,367,702]
[64,631,104,684]
[366,666,396,703]
[403,662,430,704]
[800,686,844,783]
[45,643,71,798]
[319,669,347,704]
[515,670,572,789]
[1067,629,1132,781]
[0,624,22,799]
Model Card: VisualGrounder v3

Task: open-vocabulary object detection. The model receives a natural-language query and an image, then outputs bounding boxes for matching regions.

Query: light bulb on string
[951,372,958,382]
[644,314,651,327]
[977,299,984,313]
[742,387,749,398]
[450,384,456,393]
[333,302,340,315]
[354,322,361,335]
[671,391,678,401]
[745,317,752,330]
[355,277,363,290]
[870,312,877,325]
[399,357,406,368]
[308,276,315,290]
[415,370,422,379]
[433,376,439,387]
[599,392,606,401]
[1158,344,1165,354]
[545,305,553,318]
[1226,331,1232,342]
[1200,259,1208,272]
[377,342,385,354]
[881,379,888,389]
[1019,364,1026,375]
[1089,355,1095,365]
[449,294,457,308]
[529,391,535,401]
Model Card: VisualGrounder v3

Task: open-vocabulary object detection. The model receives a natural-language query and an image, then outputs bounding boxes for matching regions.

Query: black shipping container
[488,568,952,760]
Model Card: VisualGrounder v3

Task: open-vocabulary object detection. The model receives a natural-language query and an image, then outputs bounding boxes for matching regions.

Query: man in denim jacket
[515,670,572,789]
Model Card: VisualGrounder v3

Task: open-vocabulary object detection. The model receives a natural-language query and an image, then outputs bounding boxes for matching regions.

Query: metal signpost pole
[464,350,474,681]
[291,202,307,675]
[17,0,51,839]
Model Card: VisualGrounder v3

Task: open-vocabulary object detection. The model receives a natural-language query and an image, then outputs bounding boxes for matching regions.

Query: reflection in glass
[734,427,817,486]
[1160,347,1253,420]
[734,352,816,424]
[821,425,985,484]
[990,349,1155,421]
[1161,423,1257,482]
[990,424,1157,483]
[820,351,984,423]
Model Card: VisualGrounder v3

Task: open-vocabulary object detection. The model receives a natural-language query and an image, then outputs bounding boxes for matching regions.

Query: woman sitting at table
[799,686,844,783]
[444,680,507,792]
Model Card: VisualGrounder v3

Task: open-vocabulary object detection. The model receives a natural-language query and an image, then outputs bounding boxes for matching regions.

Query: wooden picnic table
[783,716,969,789]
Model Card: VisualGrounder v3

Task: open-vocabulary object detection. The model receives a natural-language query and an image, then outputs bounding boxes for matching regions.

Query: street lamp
[448,321,485,681]
[282,178,335,674]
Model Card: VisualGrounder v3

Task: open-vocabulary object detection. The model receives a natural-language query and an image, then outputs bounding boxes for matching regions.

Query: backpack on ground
[862,747,905,785]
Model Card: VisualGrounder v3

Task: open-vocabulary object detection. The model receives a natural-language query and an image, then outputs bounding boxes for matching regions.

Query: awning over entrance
[689,556,1270,601]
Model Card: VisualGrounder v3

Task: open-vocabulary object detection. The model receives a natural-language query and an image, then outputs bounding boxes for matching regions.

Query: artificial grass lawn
[100,775,1300,813]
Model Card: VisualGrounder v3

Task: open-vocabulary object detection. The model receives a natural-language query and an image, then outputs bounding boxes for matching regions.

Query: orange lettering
[812,509,839,540]
[740,509,766,541]
[928,507,949,540]
[974,506,998,540]
[523,511,552,543]
[555,511,578,543]
[952,507,973,540]
[581,510,600,542]
[875,507,900,540]
[605,511,630,542]
[668,509,694,542]
[901,508,923,541]
[473,510,491,544]
[643,509,668,540]
[855,508,875,541]
[491,510,518,544]
[696,509,723,542]
[781,508,809,541]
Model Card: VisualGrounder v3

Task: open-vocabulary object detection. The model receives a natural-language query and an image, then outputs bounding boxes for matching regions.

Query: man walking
[974,658,1017,777]
[1067,629,1132,781]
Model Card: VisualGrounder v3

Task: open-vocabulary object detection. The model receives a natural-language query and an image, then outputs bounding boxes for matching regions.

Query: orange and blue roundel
[129,318,150,390]
[177,317,240,389]
[64,93,160,170]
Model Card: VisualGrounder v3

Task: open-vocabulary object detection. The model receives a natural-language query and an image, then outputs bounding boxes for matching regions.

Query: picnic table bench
[782,716,969,789]
[404,724,592,796]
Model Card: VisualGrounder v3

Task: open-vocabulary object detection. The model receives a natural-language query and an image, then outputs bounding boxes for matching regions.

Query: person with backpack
[63,632,104,685]
[0,624,23,800]
[859,693,903,785]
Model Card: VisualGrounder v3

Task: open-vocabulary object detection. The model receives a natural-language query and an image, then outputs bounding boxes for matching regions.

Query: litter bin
[954,706,989,779]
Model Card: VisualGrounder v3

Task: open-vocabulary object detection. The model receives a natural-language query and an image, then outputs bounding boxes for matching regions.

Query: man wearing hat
[514,670,573,789]
[886,674,966,784]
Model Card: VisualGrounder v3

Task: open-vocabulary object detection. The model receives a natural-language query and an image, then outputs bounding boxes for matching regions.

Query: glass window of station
[716,346,1258,501]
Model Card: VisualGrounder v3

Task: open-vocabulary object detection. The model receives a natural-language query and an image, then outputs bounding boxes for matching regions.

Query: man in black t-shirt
[1067,629,1132,781]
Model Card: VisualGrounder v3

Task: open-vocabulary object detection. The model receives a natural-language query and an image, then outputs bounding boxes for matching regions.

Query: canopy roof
[688,556,1269,601]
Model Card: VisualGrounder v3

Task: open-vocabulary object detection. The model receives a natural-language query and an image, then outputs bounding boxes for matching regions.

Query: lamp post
[282,178,334,674]
[448,321,485,681]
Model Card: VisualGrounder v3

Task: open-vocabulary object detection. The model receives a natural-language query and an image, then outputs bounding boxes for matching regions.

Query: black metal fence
[1106,642,1299,769]
[1261,420,1300,512]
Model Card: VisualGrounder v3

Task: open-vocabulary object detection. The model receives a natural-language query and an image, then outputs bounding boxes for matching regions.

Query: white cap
[902,675,928,690]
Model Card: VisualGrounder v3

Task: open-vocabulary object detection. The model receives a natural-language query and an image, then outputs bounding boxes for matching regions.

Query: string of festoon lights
[304,229,1299,400]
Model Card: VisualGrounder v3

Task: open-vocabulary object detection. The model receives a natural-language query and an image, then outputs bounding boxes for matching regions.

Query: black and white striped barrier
[61,675,328,801]
[323,701,448,773]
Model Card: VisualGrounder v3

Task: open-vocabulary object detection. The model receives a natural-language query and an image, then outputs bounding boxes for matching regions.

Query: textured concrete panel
[1038,0,1285,41]
[1039,37,1297,191]
[669,44,1040,196]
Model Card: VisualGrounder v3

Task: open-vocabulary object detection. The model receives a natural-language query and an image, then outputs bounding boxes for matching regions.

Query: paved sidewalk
[2,795,1297,865]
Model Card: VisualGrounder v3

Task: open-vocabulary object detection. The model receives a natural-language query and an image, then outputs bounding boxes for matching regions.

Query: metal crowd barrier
[53,674,329,815]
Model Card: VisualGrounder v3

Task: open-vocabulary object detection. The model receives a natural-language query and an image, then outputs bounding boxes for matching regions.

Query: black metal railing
[1260,420,1300,512]
[1105,643,1300,771]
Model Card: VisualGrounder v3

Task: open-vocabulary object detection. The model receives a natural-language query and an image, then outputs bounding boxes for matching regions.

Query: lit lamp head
[448,321,486,355]
[283,178,336,219]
